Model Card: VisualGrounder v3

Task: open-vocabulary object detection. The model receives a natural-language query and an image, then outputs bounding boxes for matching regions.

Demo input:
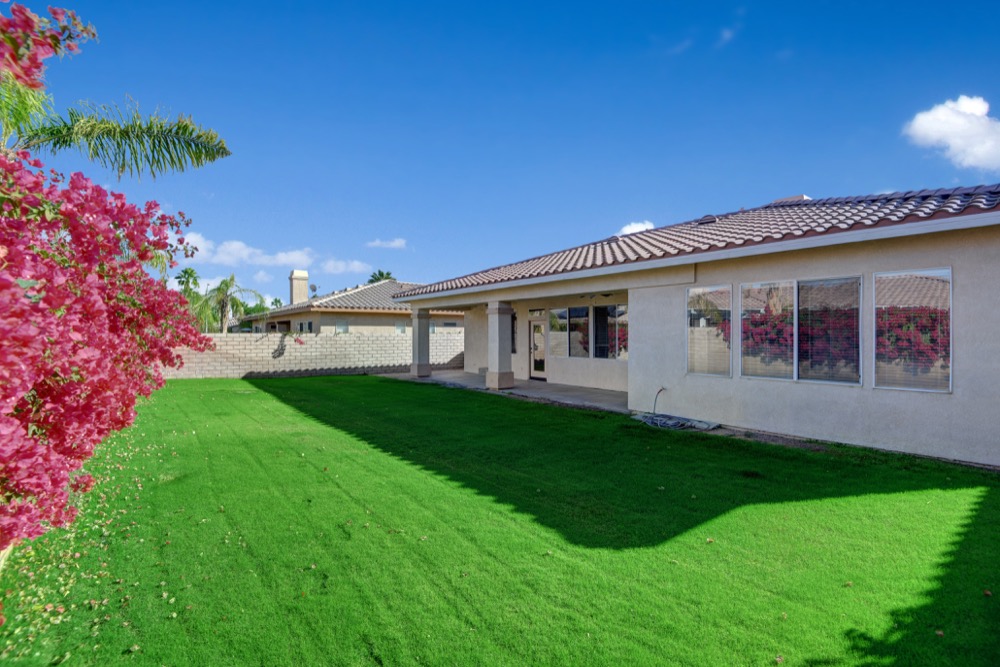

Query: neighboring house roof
[875,272,951,310]
[395,184,1000,299]
[248,279,461,320]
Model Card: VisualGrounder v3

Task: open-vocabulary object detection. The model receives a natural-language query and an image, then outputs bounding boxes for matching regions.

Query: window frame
[737,275,862,386]
[548,308,569,357]
[593,304,629,361]
[796,276,862,385]
[872,267,952,394]
[686,285,733,377]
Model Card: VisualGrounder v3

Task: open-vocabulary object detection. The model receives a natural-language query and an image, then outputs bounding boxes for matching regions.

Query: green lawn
[2,376,998,666]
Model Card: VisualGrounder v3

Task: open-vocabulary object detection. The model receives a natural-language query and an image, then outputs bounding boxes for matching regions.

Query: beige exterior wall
[628,225,1000,466]
[461,297,630,391]
[412,225,1000,466]
[463,306,488,374]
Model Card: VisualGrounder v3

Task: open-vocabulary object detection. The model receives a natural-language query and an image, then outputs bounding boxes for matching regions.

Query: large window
[594,305,629,360]
[741,281,795,379]
[874,268,951,391]
[797,277,860,383]
[740,277,860,384]
[568,307,590,357]
[549,305,627,360]
[687,286,731,375]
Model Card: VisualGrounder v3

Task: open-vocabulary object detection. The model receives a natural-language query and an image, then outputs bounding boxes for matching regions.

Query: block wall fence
[162,332,464,379]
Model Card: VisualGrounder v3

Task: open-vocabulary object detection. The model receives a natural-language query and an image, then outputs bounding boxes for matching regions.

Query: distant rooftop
[250,279,442,319]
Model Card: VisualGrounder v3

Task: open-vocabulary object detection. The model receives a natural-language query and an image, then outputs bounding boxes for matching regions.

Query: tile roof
[251,279,424,319]
[875,271,951,310]
[396,184,1000,299]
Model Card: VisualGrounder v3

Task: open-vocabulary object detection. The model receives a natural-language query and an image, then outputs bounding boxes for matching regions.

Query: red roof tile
[396,184,1000,299]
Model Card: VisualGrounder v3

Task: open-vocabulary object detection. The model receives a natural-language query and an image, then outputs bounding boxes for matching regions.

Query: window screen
[549,309,568,357]
[741,281,794,379]
[687,286,731,375]
[568,307,589,357]
[874,269,951,391]
[797,277,860,383]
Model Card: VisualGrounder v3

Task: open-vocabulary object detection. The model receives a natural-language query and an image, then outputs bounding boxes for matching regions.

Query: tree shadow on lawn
[247,375,999,665]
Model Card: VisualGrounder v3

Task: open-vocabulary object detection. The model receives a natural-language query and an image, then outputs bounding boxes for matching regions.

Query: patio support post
[411,308,431,377]
[486,301,515,390]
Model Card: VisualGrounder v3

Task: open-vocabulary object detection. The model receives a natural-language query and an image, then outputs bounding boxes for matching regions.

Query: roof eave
[396,208,1000,303]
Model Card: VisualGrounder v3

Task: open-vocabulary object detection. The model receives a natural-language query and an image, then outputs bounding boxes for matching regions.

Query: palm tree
[176,267,200,296]
[199,274,263,334]
[368,269,394,284]
[271,297,283,308]
[0,73,230,179]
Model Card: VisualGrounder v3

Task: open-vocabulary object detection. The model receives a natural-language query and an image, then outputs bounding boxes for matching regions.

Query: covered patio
[386,369,630,414]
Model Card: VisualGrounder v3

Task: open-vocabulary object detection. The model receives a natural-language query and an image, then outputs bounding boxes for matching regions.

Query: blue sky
[30,1,1000,302]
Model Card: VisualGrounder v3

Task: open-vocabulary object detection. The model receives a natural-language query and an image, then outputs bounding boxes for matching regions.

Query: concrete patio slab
[384,370,630,414]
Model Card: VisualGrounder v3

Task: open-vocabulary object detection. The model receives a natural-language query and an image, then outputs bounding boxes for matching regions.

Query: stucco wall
[509,301,628,391]
[628,225,1000,467]
[463,306,488,374]
[163,331,464,379]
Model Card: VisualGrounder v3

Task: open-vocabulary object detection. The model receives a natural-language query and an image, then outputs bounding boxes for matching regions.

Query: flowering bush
[797,308,860,372]
[740,306,794,365]
[875,307,950,372]
[0,151,211,565]
[0,2,93,89]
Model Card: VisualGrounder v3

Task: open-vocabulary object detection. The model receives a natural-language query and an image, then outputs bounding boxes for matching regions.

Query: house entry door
[529,321,546,380]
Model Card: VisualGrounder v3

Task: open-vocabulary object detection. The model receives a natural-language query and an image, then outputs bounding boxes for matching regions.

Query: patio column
[486,301,514,390]
[411,308,431,377]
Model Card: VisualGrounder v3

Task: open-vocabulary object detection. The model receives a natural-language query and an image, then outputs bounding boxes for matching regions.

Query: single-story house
[246,271,464,335]
[394,185,1000,467]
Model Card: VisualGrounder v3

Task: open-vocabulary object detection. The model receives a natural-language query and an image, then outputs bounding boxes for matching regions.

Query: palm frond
[0,71,54,147]
[19,102,231,179]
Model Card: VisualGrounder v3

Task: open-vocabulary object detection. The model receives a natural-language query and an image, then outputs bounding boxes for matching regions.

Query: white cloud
[366,237,407,249]
[185,231,215,259]
[717,27,736,47]
[617,220,655,236]
[905,96,1000,171]
[253,270,273,283]
[183,232,314,268]
[322,258,373,275]
[199,275,227,292]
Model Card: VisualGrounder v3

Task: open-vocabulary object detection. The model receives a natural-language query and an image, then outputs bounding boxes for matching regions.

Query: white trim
[398,210,1000,303]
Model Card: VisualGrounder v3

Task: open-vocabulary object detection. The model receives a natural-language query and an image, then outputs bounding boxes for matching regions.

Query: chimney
[290,270,309,304]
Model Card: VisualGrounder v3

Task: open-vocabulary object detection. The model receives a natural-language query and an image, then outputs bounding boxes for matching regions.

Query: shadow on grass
[247,375,999,665]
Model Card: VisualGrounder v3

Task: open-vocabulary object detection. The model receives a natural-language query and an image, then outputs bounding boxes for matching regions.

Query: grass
[2,376,998,666]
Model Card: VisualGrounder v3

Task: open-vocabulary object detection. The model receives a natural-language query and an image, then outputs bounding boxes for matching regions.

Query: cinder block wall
[162,332,465,379]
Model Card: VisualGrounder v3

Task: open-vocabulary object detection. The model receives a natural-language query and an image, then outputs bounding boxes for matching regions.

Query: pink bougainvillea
[0,151,211,558]
[0,4,206,627]
[0,1,94,88]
